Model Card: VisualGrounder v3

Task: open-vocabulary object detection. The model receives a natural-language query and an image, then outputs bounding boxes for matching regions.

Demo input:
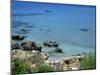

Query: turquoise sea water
[12,1,96,58]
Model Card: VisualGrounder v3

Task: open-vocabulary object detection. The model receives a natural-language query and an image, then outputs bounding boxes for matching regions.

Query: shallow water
[12,1,96,58]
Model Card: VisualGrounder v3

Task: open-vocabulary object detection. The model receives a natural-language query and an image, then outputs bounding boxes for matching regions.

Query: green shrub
[12,59,29,75]
[32,64,54,73]
[80,52,96,70]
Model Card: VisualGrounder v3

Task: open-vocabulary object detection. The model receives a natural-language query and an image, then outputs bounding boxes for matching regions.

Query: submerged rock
[12,21,28,28]
[16,29,31,34]
[80,28,88,32]
[45,10,51,13]
[46,29,51,32]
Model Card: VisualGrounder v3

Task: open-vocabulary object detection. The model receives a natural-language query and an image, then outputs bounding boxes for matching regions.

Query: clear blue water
[12,1,96,59]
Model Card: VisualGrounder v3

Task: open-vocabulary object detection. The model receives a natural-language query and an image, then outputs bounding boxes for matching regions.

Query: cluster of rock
[16,28,30,34]
[12,39,64,53]
[55,47,63,53]
[12,50,49,62]
[21,41,42,52]
[12,35,26,41]
[12,49,86,72]
[43,41,63,53]
[12,50,49,72]
[12,37,87,72]
[12,41,42,52]
[43,41,59,47]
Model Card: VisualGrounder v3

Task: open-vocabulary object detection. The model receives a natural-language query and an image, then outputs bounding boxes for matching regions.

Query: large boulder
[41,53,49,60]
[20,41,42,52]
[43,41,50,46]
[34,43,42,52]
[12,50,49,63]
[20,41,35,51]
[12,42,22,50]
[58,57,80,71]
[52,41,59,47]
[55,48,63,53]
[12,35,26,41]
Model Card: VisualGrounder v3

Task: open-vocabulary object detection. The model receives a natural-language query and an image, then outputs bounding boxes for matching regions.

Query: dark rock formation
[43,41,49,46]
[12,42,23,50]
[52,41,59,47]
[45,10,51,13]
[20,41,42,52]
[12,35,26,41]
[20,41,35,51]
[80,28,88,32]
[34,43,42,52]
[15,28,31,34]
[43,41,59,47]
[12,21,29,30]
[64,59,71,65]
[55,48,63,53]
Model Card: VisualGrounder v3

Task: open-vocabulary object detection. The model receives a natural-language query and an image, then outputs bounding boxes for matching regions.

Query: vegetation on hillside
[80,52,96,70]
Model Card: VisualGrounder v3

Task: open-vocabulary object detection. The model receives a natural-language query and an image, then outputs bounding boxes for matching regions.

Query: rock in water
[52,41,59,47]
[34,43,42,52]
[16,29,31,34]
[12,35,26,41]
[55,48,63,53]
[43,40,59,47]
[43,41,49,46]
[12,42,21,50]
[45,10,51,13]
[80,28,88,32]
[20,41,42,52]
[20,41,35,51]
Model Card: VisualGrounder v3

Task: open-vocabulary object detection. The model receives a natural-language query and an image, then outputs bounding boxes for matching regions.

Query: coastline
[11,38,96,75]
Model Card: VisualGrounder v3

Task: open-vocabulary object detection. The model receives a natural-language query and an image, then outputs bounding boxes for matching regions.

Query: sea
[12,1,96,59]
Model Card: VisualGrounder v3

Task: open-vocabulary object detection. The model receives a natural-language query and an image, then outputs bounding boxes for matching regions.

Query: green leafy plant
[80,52,96,70]
[12,59,29,75]
[37,64,54,73]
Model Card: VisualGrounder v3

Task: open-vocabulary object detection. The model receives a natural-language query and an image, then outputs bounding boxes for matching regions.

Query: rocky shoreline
[12,49,87,71]
[12,38,89,72]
